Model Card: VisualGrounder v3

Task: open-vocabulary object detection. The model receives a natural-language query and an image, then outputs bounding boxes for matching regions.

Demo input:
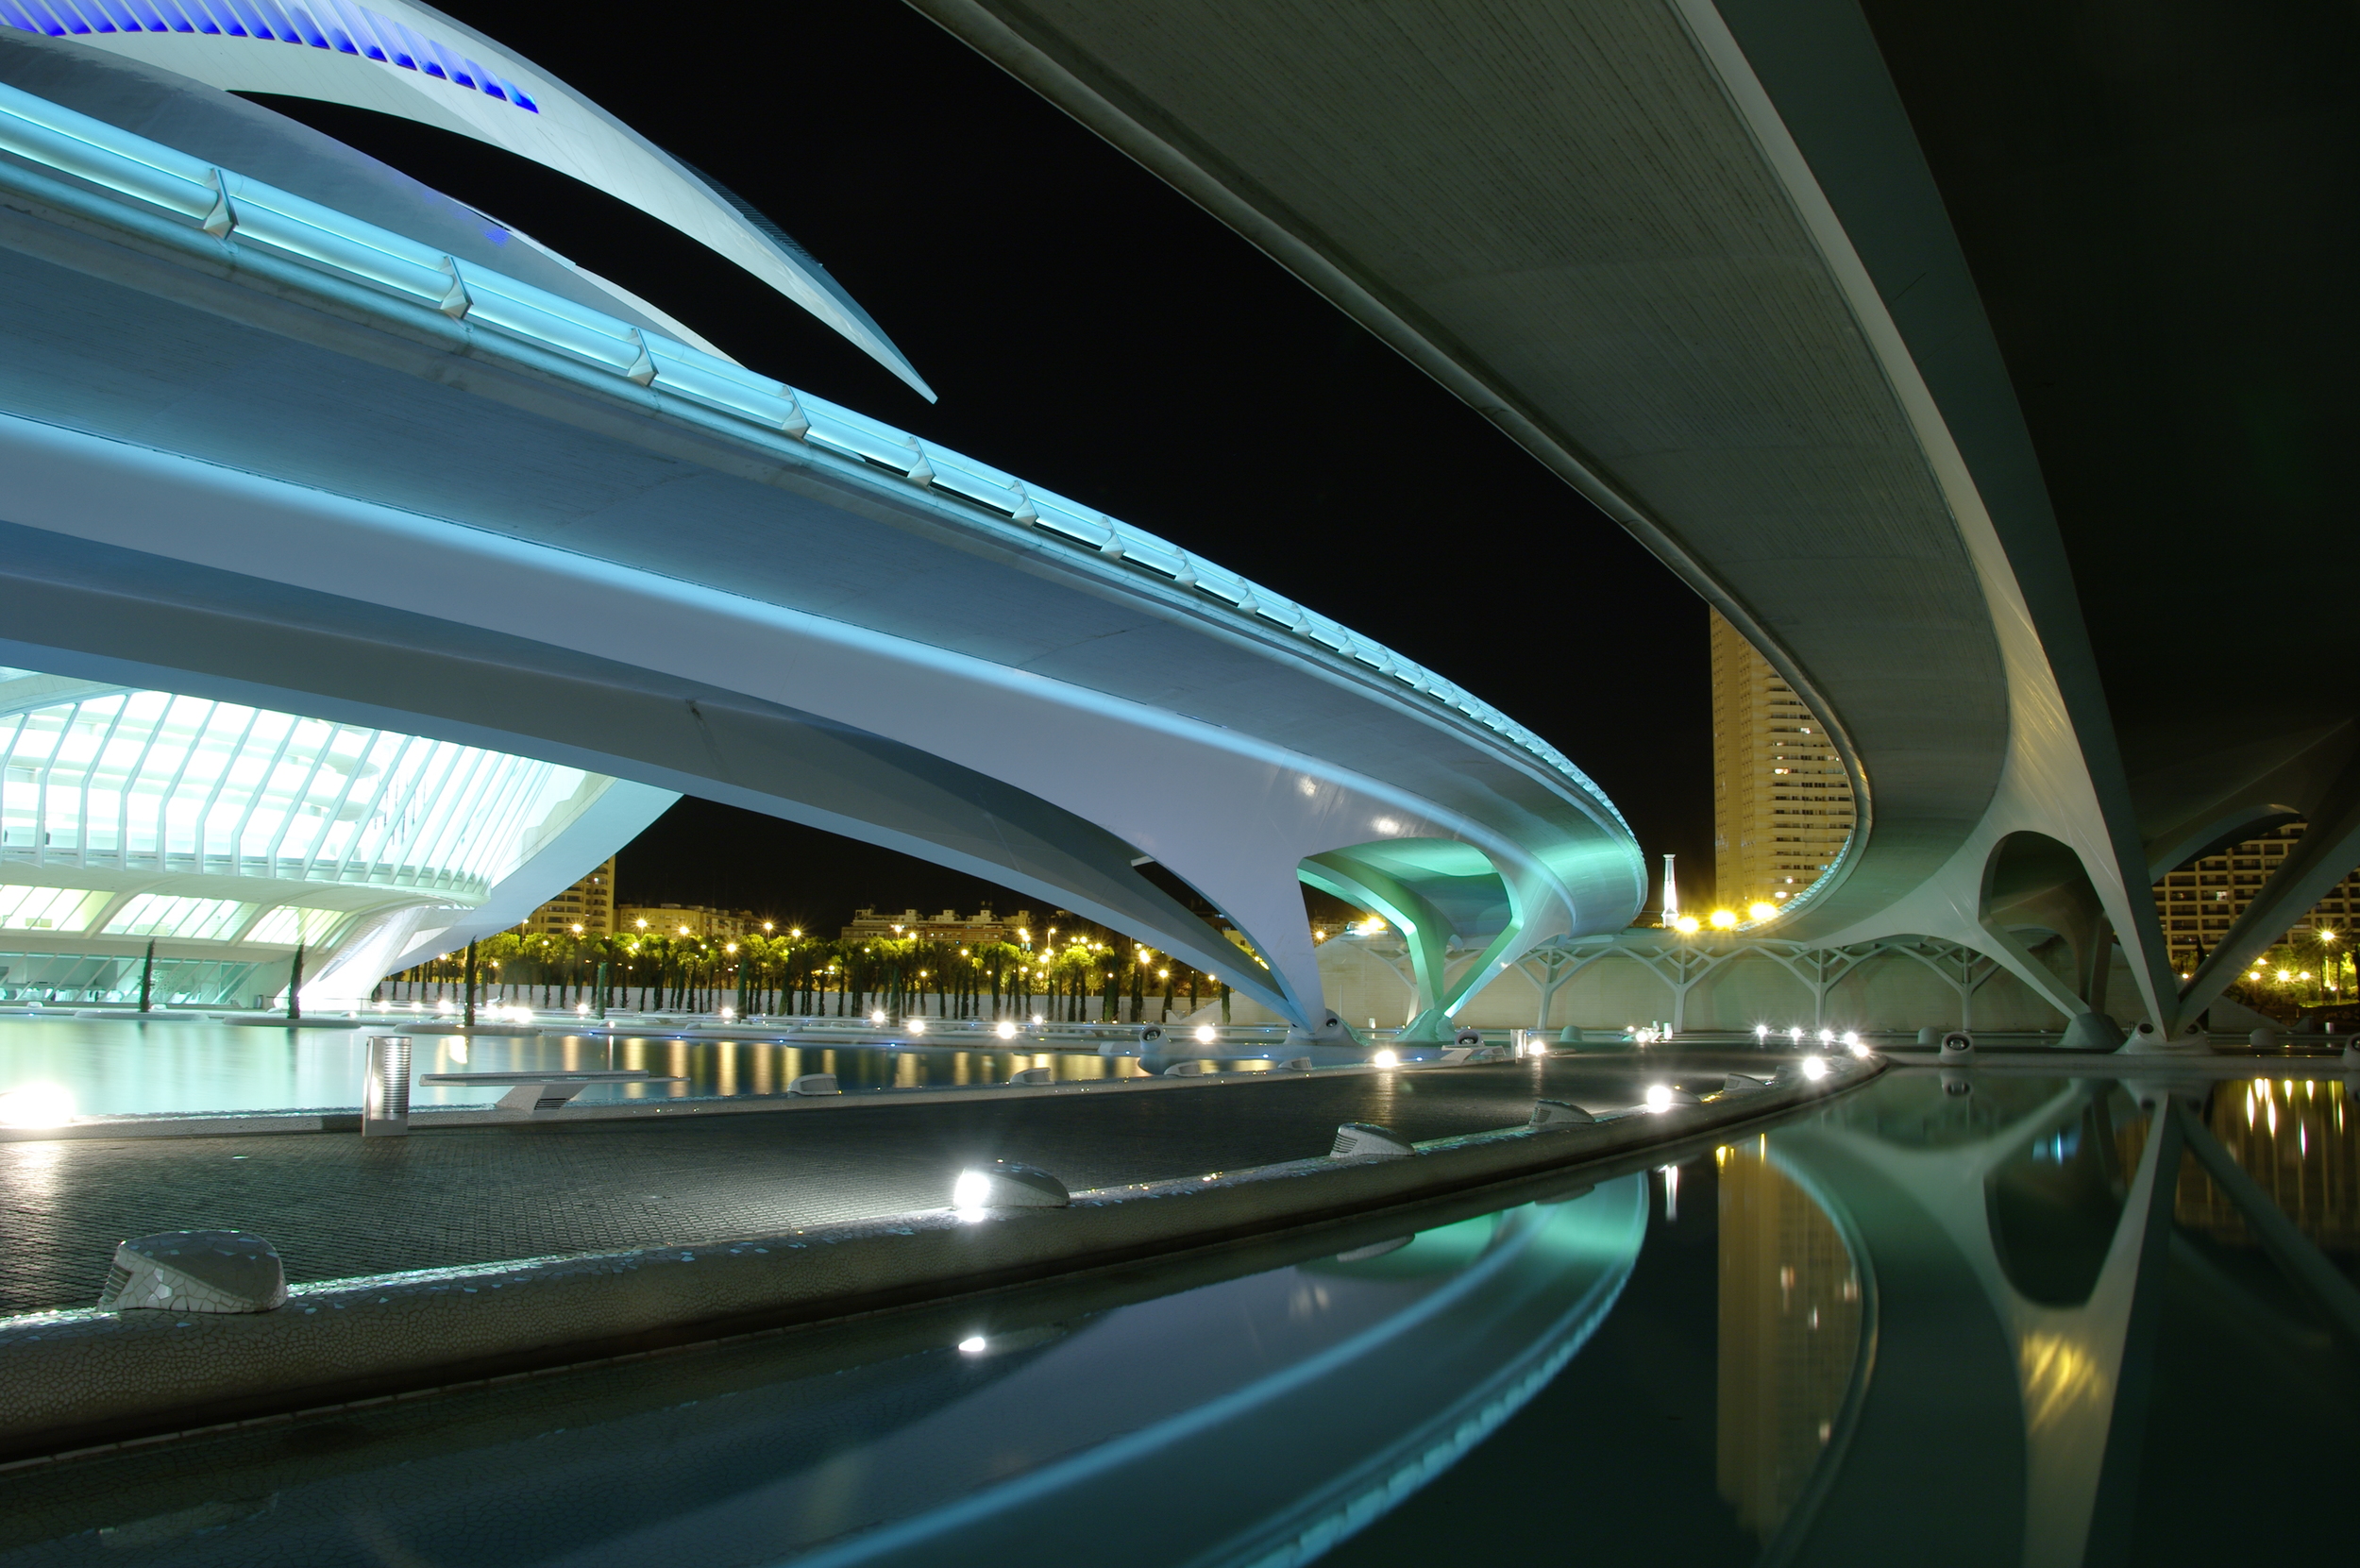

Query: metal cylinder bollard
[362,1035,413,1137]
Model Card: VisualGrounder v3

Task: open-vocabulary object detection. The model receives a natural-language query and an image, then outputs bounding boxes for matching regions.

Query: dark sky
[257,0,1712,931]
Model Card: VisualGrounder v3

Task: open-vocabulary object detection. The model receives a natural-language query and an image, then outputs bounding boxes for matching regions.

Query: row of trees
[379,928,1238,1023]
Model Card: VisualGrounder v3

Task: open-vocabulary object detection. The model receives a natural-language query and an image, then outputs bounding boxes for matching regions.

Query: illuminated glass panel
[103,893,256,939]
[0,885,108,932]
[0,681,593,902]
[244,905,346,944]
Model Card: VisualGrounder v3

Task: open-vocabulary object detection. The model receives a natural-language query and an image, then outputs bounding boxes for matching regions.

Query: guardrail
[0,79,1623,827]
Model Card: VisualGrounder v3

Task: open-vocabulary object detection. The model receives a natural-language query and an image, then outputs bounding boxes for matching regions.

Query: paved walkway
[0,1057,1747,1316]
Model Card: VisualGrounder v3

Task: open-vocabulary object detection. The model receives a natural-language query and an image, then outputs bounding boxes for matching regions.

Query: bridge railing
[0,79,1622,829]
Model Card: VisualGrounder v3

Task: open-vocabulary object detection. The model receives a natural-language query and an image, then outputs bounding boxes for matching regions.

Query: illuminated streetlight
[1746,902,1777,921]
[1709,909,1737,930]
[1673,915,1701,935]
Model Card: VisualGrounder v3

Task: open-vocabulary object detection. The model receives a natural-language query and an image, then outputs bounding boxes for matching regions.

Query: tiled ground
[0,1057,1716,1314]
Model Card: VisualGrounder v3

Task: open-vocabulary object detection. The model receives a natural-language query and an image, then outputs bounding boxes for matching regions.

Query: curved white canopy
[0,0,935,397]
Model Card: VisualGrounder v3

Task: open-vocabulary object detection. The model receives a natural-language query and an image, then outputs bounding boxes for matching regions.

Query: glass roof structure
[1,678,586,897]
[0,668,630,1004]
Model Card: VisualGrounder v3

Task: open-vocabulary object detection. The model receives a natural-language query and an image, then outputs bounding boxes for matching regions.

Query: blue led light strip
[0,0,539,110]
[0,79,1624,829]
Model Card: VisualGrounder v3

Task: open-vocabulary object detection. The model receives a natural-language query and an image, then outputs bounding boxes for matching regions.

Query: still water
[0,1019,1271,1116]
[0,1068,2350,1564]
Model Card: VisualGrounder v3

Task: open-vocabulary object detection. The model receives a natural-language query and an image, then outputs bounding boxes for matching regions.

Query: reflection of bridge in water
[1765,1070,2360,1567]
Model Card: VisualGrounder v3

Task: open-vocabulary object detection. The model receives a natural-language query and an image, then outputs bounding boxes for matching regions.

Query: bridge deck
[0,1057,1753,1317]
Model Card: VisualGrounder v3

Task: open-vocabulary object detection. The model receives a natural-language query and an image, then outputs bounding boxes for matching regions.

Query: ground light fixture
[1644,1084,1674,1113]
[871,1009,886,1024]
[1789,1027,1805,1044]
[1802,1056,1829,1081]
[995,1020,1017,1039]
[958,1336,987,1355]
[951,1161,1071,1220]
[1755,1023,1770,1042]
[908,1019,926,1035]
[1194,1024,1218,1044]
[1373,1049,1400,1068]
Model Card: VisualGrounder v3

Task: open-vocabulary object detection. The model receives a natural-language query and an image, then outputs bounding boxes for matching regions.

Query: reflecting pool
[0,1019,1294,1116]
[0,1067,2350,1564]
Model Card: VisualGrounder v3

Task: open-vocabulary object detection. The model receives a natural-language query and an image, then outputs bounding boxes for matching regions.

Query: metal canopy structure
[0,0,936,396]
[0,36,1645,1040]
[903,0,2355,1039]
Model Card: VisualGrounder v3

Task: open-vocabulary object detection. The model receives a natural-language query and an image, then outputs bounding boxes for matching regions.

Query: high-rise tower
[1710,610,1856,915]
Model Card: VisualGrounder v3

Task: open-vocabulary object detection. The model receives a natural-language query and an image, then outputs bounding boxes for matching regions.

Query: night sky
[256,0,1712,933]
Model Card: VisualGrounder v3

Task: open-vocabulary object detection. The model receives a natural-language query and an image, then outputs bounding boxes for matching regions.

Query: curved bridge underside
[903,0,2356,1037]
[0,44,1644,1038]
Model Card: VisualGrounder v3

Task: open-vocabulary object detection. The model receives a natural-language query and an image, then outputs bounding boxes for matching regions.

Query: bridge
[0,26,1644,1041]
[903,0,2355,1044]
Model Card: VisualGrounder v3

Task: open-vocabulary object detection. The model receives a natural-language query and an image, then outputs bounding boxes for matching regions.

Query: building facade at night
[837,906,1037,948]
[616,903,759,941]
[2153,823,2360,968]
[516,857,617,939]
[1711,610,1855,919]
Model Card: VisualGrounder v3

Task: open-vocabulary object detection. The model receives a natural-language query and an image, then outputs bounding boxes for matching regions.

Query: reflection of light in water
[2018,1331,2107,1435]
[1660,1163,1679,1221]
[1718,1146,1864,1542]
[0,1082,76,1127]
[2185,1078,2353,1253]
